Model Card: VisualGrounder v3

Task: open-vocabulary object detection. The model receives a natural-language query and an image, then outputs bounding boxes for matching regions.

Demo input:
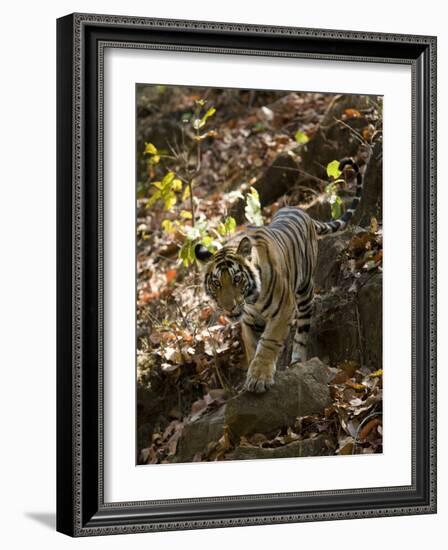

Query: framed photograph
[57,13,437,536]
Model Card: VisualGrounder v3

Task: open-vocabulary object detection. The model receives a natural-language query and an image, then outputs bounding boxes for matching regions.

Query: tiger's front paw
[244,361,275,393]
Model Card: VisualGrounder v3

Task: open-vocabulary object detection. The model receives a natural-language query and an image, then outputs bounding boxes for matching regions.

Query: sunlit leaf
[245,187,263,226]
[344,108,362,118]
[182,185,191,201]
[180,210,192,219]
[146,190,161,208]
[201,107,216,124]
[178,239,196,267]
[161,219,175,233]
[218,216,237,236]
[193,107,216,130]
[201,235,214,247]
[163,192,176,211]
[327,160,342,179]
[172,178,183,192]
[330,194,343,220]
[162,171,175,186]
[369,369,383,378]
[294,130,309,144]
[144,142,158,155]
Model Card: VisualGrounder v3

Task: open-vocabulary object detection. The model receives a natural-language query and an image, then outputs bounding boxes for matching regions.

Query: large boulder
[308,273,382,369]
[175,405,227,462]
[352,140,383,227]
[225,358,331,440]
[313,230,354,292]
[308,291,360,366]
[174,358,331,462]
[358,273,382,369]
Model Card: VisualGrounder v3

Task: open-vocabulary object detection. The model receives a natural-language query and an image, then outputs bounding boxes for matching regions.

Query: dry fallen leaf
[358,417,381,441]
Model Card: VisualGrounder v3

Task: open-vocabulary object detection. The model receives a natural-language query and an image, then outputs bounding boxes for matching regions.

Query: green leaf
[149,155,160,165]
[193,106,216,130]
[201,235,214,247]
[245,188,263,226]
[327,160,342,179]
[330,195,343,220]
[163,192,177,211]
[161,219,175,233]
[161,171,175,187]
[201,107,216,124]
[144,142,158,155]
[182,185,191,201]
[180,210,192,219]
[294,130,309,144]
[178,240,196,267]
[146,190,161,208]
[172,178,183,192]
[218,216,237,236]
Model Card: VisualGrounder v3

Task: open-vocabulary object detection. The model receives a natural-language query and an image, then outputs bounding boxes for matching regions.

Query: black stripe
[261,271,277,313]
[270,284,286,318]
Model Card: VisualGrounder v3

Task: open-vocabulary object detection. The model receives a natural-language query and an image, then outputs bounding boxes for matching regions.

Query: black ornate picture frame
[56,13,437,536]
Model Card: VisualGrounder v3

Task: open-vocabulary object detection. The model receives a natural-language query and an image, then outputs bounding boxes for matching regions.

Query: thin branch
[187,180,196,227]
[271,164,328,187]
[333,116,371,147]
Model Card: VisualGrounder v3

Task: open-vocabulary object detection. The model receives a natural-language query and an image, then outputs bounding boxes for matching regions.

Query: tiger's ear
[237,236,252,258]
[194,244,213,262]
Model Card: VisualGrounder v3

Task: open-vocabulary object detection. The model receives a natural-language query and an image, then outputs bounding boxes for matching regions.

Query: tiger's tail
[313,158,364,235]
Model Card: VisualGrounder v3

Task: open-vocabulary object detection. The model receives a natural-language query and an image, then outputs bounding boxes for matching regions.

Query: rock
[174,406,225,463]
[308,291,360,366]
[137,423,153,463]
[352,140,383,227]
[314,230,353,292]
[308,273,383,369]
[225,359,331,440]
[230,435,331,460]
[173,359,331,462]
[358,273,382,369]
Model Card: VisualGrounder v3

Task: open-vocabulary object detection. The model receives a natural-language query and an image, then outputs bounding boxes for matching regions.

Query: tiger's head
[194,237,261,320]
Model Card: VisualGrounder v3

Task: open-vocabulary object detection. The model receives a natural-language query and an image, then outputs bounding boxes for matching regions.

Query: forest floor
[136,86,383,464]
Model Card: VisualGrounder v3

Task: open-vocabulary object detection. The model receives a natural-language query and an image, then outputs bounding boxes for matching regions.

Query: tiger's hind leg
[291,288,314,365]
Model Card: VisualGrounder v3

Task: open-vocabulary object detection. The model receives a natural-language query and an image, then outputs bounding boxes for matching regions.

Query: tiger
[195,158,364,393]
